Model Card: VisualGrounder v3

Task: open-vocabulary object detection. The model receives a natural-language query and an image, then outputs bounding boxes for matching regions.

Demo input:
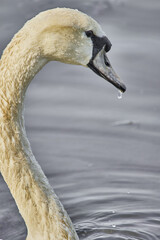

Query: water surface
[0,1,160,239]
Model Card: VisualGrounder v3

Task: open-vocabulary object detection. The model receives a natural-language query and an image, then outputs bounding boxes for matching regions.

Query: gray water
[0,0,160,239]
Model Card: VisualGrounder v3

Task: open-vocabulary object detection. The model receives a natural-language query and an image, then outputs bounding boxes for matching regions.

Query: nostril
[104,56,110,67]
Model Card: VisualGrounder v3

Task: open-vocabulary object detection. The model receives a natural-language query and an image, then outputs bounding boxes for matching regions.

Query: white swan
[0,8,126,240]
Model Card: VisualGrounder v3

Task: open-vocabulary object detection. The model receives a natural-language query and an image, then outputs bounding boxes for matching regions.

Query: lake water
[0,0,160,239]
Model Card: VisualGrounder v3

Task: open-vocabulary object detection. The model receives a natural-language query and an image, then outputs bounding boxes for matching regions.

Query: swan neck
[0,33,47,121]
[0,29,78,240]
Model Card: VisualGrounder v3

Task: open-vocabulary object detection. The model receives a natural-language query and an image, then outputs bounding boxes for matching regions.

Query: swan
[0,8,126,240]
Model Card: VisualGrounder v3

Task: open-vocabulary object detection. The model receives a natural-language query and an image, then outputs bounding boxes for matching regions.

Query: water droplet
[117,90,122,99]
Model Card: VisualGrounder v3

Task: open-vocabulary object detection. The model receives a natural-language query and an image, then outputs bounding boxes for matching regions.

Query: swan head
[27,8,126,92]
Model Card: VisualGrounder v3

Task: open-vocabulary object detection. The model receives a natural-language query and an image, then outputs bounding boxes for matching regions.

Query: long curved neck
[0,30,78,240]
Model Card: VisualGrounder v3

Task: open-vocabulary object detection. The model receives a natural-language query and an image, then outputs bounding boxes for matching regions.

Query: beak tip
[120,83,126,93]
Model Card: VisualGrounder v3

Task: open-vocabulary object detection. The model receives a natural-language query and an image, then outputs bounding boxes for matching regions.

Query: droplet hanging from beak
[117,90,123,99]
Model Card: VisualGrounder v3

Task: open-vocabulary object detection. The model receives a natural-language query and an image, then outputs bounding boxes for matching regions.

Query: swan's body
[0,8,126,240]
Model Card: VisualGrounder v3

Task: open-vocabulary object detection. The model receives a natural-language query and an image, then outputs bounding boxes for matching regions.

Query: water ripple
[54,168,160,240]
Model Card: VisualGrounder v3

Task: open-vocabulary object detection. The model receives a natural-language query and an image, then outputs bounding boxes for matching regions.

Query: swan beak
[87,47,126,93]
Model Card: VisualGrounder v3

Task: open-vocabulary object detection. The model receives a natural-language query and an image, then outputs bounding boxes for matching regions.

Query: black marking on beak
[86,31,126,92]
[85,30,112,59]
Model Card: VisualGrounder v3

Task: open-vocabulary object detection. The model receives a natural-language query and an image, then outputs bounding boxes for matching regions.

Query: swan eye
[85,30,94,38]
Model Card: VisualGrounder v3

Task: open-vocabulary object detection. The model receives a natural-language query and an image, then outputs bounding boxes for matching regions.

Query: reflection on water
[0,1,160,240]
